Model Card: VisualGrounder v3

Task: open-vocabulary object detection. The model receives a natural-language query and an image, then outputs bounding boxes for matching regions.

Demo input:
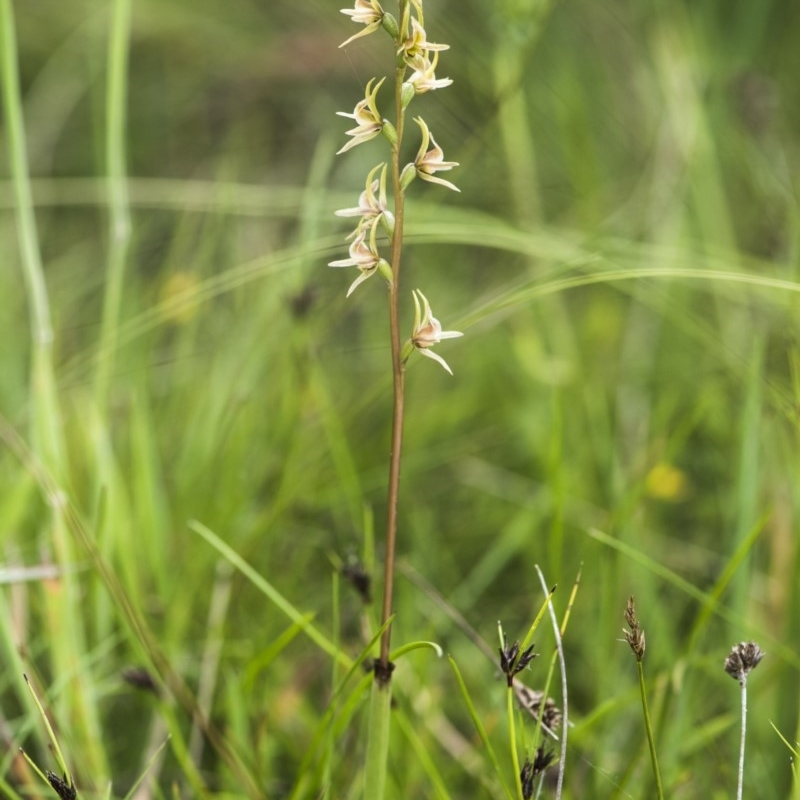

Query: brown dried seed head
[724,641,764,685]
[623,596,646,661]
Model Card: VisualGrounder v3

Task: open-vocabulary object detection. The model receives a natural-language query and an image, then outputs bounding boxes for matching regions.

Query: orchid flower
[406,289,463,375]
[339,0,384,48]
[334,163,394,238]
[410,117,460,192]
[336,77,386,155]
[328,221,391,297]
[403,51,453,96]
[401,17,449,66]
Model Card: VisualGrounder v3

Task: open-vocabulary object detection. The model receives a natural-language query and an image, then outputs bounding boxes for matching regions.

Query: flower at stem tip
[336,77,387,155]
[724,641,764,686]
[339,0,384,48]
[401,290,463,375]
[623,595,646,661]
[498,632,538,687]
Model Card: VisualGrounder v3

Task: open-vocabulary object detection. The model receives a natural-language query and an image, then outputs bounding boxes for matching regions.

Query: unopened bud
[381,12,399,39]
[381,119,398,146]
[400,81,416,109]
[400,163,416,190]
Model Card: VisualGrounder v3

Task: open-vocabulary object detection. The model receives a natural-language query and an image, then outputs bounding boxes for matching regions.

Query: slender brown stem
[377,52,409,675]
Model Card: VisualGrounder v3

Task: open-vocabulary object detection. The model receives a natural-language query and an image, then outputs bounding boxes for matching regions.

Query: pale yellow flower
[334,163,394,238]
[412,117,460,192]
[401,17,449,65]
[336,77,386,155]
[404,51,453,95]
[409,289,463,375]
[339,0,384,48]
[328,222,390,297]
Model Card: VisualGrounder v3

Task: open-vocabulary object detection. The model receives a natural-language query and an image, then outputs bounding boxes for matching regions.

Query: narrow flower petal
[417,347,454,375]
[346,271,373,297]
[339,21,383,48]
[417,172,460,192]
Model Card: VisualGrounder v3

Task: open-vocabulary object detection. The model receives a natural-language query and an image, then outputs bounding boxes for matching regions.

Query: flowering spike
[623,596,646,661]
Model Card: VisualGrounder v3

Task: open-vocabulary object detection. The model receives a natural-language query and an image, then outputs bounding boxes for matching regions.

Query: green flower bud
[400,163,416,190]
[381,12,399,40]
[400,81,416,109]
[381,119,398,146]
[377,259,394,285]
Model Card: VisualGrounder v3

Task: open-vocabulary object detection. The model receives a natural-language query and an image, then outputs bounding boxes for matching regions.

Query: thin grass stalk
[736,679,747,800]
[507,685,524,800]
[0,0,62,475]
[95,0,133,407]
[636,659,664,799]
[364,675,393,799]
[447,656,515,800]
[724,644,763,800]
[0,2,104,775]
[534,566,568,800]
[0,0,52,348]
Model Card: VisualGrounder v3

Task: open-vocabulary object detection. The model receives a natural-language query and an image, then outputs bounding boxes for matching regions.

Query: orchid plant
[330,1,462,796]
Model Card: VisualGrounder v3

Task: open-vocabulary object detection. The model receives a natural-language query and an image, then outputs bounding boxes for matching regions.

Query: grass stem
[637,659,665,800]
[736,680,747,800]
[96,0,133,407]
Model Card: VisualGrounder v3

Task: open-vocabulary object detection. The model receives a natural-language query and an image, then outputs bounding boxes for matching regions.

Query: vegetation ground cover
[1,0,799,797]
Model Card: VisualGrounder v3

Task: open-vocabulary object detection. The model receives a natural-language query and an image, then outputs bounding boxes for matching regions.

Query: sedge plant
[622,596,664,800]
[724,641,764,800]
[331,1,462,796]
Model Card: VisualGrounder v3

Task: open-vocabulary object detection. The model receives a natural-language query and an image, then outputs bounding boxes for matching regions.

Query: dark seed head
[121,666,159,695]
[724,642,764,685]
[342,562,372,604]
[623,596,646,661]
[498,633,538,686]
[46,772,76,800]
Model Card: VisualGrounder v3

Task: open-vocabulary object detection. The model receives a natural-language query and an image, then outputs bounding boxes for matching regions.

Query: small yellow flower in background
[409,117,460,192]
[336,77,386,154]
[328,223,391,297]
[335,162,394,238]
[339,0,384,48]
[645,462,689,502]
[406,289,463,375]
[159,271,201,324]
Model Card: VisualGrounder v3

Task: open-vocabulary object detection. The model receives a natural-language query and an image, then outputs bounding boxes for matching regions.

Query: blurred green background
[2,0,800,797]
